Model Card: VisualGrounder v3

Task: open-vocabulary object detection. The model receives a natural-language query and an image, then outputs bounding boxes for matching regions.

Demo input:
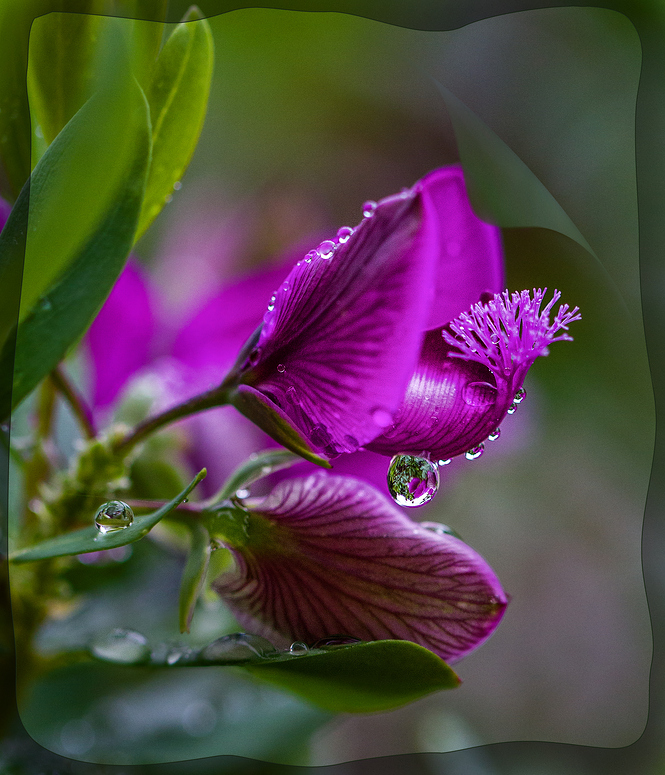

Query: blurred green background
[5,3,662,775]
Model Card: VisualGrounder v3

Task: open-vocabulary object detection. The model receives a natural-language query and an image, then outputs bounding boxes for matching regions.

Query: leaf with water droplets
[246,639,460,713]
[178,522,211,634]
[9,469,206,564]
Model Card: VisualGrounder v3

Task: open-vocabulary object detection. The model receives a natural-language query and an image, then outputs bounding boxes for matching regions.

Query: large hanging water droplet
[388,455,439,508]
[200,633,277,663]
[465,444,484,460]
[462,381,497,407]
[312,635,362,649]
[289,641,309,655]
[336,226,354,243]
[91,628,149,664]
[488,428,501,441]
[94,501,134,534]
[318,240,336,259]
[362,200,377,217]
[420,521,461,539]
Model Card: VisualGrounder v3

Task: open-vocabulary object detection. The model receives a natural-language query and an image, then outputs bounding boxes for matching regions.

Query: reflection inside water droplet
[336,226,354,243]
[91,628,149,664]
[488,428,501,441]
[289,641,309,655]
[200,633,277,662]
[318,240,336,259]
[362,200,377,217]
[388,455,439,508]
[465,444,484,460]
[513,386,527,404]
[94,501,134,534]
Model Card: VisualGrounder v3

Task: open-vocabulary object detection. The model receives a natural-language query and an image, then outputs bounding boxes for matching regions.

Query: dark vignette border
[0,1,661,774]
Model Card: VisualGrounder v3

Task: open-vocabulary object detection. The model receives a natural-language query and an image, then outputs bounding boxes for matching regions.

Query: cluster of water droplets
[90,630,363,667]
[506,386,527,415]
[94,500,134,534]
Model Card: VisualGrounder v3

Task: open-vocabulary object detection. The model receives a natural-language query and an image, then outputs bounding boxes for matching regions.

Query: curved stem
[50,366,96,440]
[111,385,230,457]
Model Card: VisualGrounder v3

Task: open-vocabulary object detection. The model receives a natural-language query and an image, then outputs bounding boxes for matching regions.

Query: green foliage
[247,640,460,713]
[178,521,211,633]
[9,469,206,562]
[0,75,152,417]
[212,448,302,502]
[135,6,214,240]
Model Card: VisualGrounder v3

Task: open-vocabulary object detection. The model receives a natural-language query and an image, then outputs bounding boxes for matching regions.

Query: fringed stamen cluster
[442,289,581,378]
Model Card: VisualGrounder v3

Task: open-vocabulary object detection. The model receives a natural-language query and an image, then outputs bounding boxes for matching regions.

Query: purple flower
[213,472,508,663]
[223,166,509,461]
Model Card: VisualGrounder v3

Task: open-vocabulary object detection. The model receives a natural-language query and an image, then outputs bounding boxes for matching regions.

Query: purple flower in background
[214,473,508,663]
[223,166,508,462]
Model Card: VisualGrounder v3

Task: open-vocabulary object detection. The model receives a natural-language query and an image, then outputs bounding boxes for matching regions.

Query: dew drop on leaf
[94,500,134,534]
[387,455,439,508]
[91,628,149,664]
[200,633,277,662]
[289,641,309,655]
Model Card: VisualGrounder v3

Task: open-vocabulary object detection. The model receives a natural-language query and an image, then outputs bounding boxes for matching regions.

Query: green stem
[50,365,97,440]
[112,385,230,457]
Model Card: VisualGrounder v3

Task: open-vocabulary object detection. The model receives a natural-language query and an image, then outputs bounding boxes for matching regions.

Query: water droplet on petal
[507,404,517,415]
[305,250,317,263]
[465,444,485,460]
[235,488,250,499]
[371,407,393,428]
[276,363,286,373]
[201,633,277,662]
[462,382,497,407]
[318,240,336,259]
[362,200,377,217]
[94,500,134,534]
[437,459,451,466]
[488,428,501,441]
[420,521,460,537]
[91,628,149,664]
[312,635,362,649]
[289,641,309,655]
[388,455,439,508]
[513,386,527,404]
[281,281,290,292]
[286,385,300,405]
[336,226,354,243]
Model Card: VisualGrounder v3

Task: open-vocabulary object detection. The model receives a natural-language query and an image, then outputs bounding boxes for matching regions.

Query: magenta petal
[418,166,504,329]
[86,260,155,410]
[214,473,507,663]
[229,189,436,455]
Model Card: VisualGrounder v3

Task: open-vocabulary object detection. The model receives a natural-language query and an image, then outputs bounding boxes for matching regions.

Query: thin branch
[50,366,97,440]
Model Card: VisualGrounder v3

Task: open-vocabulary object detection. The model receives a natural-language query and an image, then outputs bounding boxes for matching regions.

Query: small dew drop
[312,635,362,649]
[420,521,460,538]
[304,250,317,263]
[388,455,439,508]
[201,633,277,662]
[276,363,286,373]
[94,500,134,534]
[462,382,497,408]
[166,647,195,666]
[507,405,517,415]
[91,628,149,664]
[362,200,377,217]
[286,385,300,405]
[465,444,485,461]
[289,641,309,655]
[437,459,451,466]
[173,180,182,191]
[281,281,290,292]
[318,240,336,259]
[488,428,501,441]
[235,488,250,499]
[513,387,527,404]
[336,226,354,243]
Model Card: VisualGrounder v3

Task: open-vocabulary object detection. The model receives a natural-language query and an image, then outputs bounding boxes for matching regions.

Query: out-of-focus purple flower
[0,197,10,231]
[223,166,506,461]
[213,472,508,663]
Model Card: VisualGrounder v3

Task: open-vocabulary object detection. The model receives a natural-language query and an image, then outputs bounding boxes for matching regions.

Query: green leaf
[9,469,206,563]
[210,448,302,503]
[178,522,211,633]
[434,80,596,256]
[0,75,152,417]
[135,6,214,240]
[248,640,461,713]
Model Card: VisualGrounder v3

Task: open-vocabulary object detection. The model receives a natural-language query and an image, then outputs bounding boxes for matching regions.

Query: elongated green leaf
[178,522,211,633]
[135,6,213,240]
[211,448,302,503]
[435,80,596,256]
[248,640,461,713]
[0,77,152,417]
[9,469,206,563]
